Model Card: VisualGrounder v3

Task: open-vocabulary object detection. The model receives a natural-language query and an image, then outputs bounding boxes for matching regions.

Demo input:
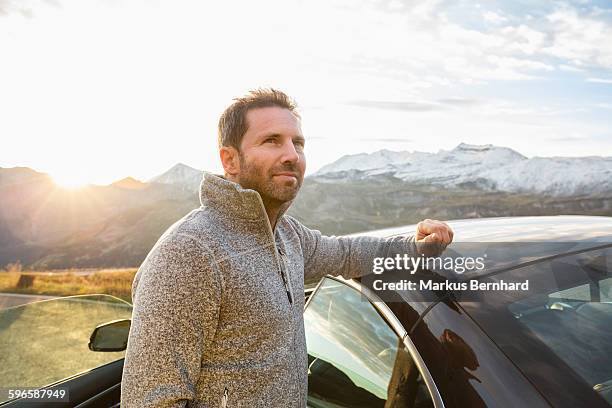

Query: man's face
[235,106,306,205]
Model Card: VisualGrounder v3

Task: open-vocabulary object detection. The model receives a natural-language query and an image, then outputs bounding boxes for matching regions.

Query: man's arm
[285,216,418,281]
[121,234,222,407]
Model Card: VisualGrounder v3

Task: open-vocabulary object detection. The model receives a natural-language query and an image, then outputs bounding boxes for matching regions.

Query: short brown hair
[218,88,299,150]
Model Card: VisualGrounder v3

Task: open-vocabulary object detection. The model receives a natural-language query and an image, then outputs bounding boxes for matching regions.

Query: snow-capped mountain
[314,143,612,196]
[149,163,203,187]
[316,149,431,174]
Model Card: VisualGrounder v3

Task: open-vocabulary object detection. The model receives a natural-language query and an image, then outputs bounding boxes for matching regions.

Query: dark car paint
[413,300,551,408]
[2,360,123,408]
[361,288,552,408]
[462,299,610,408]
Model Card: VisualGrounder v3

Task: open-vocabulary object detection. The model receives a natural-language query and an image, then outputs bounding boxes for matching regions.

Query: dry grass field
[0,269,137,303]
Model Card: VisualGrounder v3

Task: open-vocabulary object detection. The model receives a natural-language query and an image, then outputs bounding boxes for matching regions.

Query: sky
[1,0,611,187]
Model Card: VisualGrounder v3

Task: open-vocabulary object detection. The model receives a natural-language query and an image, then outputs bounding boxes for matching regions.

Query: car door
[0,294,132,407]
[304,276,443,408]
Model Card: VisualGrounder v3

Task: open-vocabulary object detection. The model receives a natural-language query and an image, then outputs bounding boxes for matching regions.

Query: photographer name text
[372,279,530,291]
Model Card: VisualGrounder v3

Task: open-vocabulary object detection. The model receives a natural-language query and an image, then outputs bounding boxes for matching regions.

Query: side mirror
[89,319,131,352]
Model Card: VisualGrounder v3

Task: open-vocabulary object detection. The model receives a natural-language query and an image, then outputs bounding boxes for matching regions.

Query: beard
[236,154,303,206]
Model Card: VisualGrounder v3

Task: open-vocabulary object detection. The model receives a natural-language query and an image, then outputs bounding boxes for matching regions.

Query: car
[1,215,611,407]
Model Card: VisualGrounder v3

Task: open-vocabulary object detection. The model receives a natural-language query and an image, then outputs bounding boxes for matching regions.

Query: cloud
[0,0,59,17]
[358,138,413,143]
[586,78,612,84]
[347,100,445,112]
[346,97,483,112]
[436,97,481,106]
[499,24,549,55]
[344,97,569,117]
[483,11,508,24]
[542,7,612,69]
[0,0,29,17]
[312,1,612,90]
[558,64,584,72]
[548,136,588,142]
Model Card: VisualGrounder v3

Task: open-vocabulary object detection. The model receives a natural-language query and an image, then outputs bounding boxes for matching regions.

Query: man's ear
[220,146,240,176]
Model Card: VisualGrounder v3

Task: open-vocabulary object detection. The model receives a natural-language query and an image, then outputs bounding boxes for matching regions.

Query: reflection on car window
[0,294,132,403]
[304,278,434,408]
[508,248,612,405]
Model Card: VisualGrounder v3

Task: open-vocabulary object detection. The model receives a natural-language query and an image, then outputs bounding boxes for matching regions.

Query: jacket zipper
[277,248,294,305]
[253,194,293,305]
[220,387,228,408]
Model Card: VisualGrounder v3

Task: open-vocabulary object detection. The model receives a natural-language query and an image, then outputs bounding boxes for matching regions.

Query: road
[0,293,58,310]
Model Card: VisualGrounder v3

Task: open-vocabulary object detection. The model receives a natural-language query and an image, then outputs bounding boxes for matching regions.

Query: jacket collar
[199,172,274,222]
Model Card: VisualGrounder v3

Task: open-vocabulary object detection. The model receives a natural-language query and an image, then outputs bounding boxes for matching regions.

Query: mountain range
[1,143,611,269]
[315,143,612,197]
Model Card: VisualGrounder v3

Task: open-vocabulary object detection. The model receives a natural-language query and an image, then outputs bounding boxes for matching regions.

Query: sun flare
[51,172,92,189]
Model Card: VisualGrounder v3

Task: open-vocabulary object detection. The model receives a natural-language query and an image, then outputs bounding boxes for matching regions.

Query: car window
[601,277,612,301]
[0,294,132,404]
[304,277,434,408]
[501,248,612,406]
[549,282,591,301]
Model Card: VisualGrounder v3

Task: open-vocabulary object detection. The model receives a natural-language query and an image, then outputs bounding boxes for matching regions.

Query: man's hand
[415,219,454,257]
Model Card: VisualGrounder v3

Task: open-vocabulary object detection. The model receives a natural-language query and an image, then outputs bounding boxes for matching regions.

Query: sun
[51,172,92,189]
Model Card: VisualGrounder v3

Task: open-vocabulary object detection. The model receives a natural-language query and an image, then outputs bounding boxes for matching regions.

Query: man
[121,89,453,407]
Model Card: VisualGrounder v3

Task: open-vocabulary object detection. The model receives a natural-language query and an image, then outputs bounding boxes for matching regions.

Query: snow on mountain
[313,143,612,196]
[481,156,612,196]
[316,149,433,174]
[149,163,203,186]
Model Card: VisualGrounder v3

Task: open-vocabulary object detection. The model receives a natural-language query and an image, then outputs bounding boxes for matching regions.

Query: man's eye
[264,138,277,144]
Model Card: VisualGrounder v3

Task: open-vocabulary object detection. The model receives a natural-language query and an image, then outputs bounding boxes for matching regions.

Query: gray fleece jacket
[121,172,417,408]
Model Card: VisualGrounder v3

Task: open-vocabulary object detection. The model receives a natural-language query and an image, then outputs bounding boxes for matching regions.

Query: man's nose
[280,140,300,164]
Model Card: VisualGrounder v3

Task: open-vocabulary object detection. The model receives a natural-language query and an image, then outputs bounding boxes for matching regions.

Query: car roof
[351,215,612,283]
[350,215,612,243]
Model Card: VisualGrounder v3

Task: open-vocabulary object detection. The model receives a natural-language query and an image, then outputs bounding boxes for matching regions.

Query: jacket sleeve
[285,216,418,282]
[121,233,222,407]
